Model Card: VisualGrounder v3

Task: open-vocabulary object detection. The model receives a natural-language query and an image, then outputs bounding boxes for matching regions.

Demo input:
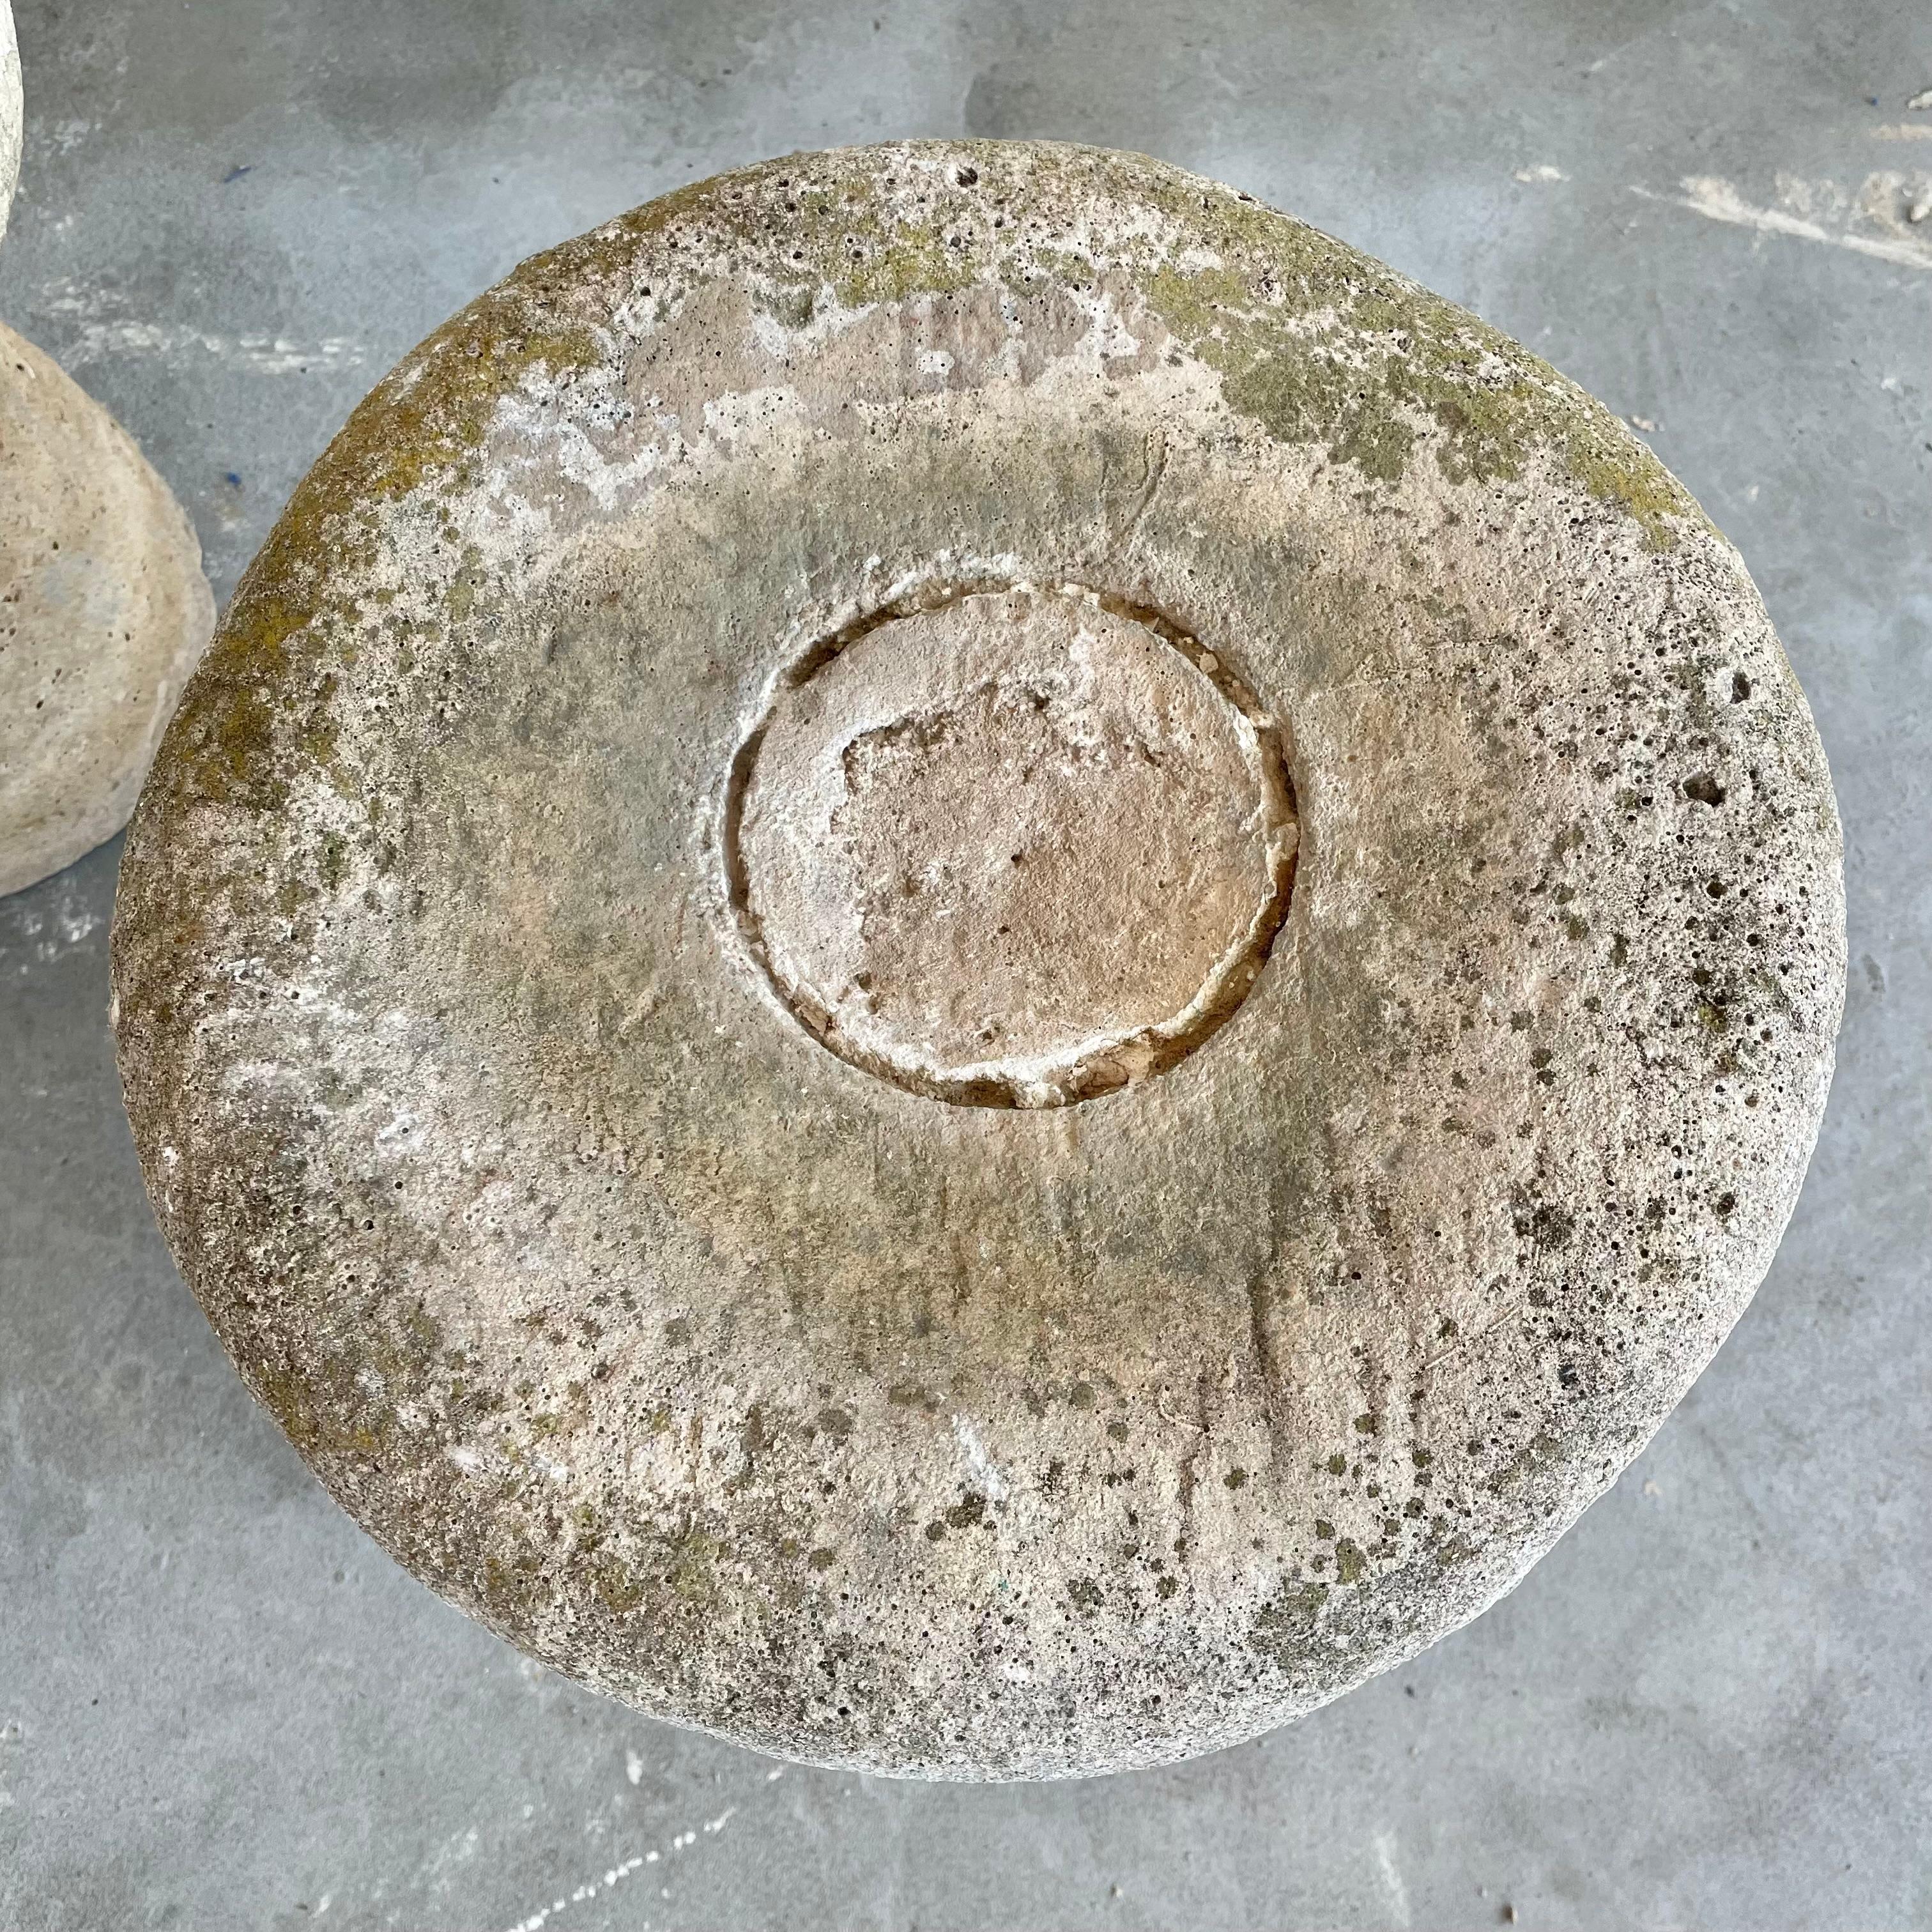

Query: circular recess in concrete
[113,141,1844,1779]
[730,582,1296,1107]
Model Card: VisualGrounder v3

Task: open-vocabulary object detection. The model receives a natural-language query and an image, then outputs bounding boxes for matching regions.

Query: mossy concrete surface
[0,1,1920,1924]
[110,142,1842,1779]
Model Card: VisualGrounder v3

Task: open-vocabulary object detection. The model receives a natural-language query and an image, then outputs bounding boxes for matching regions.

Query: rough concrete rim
[112,140,1846,1779]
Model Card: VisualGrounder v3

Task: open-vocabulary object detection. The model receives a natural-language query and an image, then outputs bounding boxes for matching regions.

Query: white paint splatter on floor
[34,279,367,372]
[500,1799,742,1932]
[1373,1830,1413,1928]
[1,891,103,974]
[61,319,367,373]
[1634,173,1932,270]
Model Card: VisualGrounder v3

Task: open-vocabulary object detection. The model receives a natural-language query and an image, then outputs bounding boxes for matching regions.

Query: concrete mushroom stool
[112,142,1844,1778]
[1,323,215,896]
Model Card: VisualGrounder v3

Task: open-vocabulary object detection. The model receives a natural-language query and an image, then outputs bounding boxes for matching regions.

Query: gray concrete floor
[2,2,1928,1927]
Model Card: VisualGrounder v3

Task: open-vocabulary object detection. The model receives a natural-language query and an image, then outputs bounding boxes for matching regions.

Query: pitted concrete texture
[2,0,1924,1924]
[111,142,1841,1779]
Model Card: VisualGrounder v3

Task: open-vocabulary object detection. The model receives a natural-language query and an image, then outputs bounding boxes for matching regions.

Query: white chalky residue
[952,1416,1011,1503]
[489,383,666,517]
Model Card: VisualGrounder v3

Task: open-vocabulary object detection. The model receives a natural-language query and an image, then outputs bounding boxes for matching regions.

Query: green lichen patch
[1248,1578,1333,1675]
[1140,210,1700,549]
[625,153,996,316]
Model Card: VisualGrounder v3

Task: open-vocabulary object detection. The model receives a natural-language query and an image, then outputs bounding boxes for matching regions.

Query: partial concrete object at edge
[0,0,18,245]
[0,321,215,898]
[111,141,1845,1780]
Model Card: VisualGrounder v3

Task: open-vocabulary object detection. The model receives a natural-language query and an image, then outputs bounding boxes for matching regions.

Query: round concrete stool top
[1,322,214,898]
[112,141,1844,1779]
